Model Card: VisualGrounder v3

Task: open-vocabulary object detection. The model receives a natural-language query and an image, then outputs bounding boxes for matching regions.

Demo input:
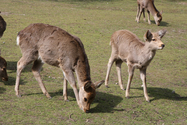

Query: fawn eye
[152,39,156,41]
[84,98,87,102]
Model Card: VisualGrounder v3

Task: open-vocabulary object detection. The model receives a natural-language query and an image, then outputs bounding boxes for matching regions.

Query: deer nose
[161,44,165,48]
[86,110,89,113]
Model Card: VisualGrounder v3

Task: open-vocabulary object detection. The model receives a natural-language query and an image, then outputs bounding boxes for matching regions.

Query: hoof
[121,88,125,91]
[16,94,22,98]
[146,100,151,103]
[65,99,69,102]
[105,85,109,88]
[126,96,130,99]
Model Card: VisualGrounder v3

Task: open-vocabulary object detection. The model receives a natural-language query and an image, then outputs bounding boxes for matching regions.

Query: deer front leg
[62,69,82,110]
[137,6,143,23]
[32,60,51,98]
[147,10,151,24]
[142,8,146,22]
[105,56,115,88]
[115,60,124,90]
[135,5,140,22]
[125,65,135,98]
[140,68,149,102]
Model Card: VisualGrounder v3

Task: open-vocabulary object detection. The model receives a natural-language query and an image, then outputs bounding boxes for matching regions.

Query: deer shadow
[135,87,187,102]
[150,20,169,27]
[50,89,123,113]
[24,88,123,113]
[4,61,38,86]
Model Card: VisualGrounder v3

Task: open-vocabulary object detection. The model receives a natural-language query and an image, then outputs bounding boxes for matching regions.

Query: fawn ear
[144,30,152,42]
[158,29,167,38]
[84,82,92,91]
[93,80,104,89]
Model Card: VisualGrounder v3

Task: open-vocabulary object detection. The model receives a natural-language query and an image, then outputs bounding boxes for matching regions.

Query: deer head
[79,80,104,113]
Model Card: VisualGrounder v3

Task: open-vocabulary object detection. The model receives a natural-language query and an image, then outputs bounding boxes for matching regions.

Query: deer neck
[75,57,92,88]
[148,3,159,17]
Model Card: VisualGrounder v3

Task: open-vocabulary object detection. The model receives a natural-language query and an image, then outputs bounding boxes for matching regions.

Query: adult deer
[15,23,104,113]
[0,13,6,38]
[135,0,162,26]
[105,29,166,102]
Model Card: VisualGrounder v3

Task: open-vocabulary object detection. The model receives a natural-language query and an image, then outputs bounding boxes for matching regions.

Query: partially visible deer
[0,12,6,38]
[0,55,8,81]
[135,0,162,26]
[105,29,166,102]
[15,23,104,113]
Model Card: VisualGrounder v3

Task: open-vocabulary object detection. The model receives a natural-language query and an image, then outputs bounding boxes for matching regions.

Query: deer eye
[84,98,87,102]
[152,39,156,41]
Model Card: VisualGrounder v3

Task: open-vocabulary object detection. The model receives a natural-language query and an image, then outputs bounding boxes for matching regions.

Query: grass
[0,0,187,124]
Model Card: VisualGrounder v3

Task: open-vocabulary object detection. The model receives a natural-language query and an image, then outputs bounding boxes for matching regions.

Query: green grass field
[0,0,187,124]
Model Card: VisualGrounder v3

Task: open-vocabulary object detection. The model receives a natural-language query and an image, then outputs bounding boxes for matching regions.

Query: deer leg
[105,56,115,88]
[32,59,51,98]
[125,65,135,98]
[62,69,81,109]
[15,57,27,97]
[140,68,149,102]
[115,60,124,90]
[136,5,140,22]
[137,6,143,23]
[63,75,68,101]
[15,57,33,97]
[147,10,151,24]
[142,8,146,22]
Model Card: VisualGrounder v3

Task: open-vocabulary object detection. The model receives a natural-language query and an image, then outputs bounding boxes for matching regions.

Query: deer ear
[84,82,92,91]
[158,29,167,38]
[144,30,152,42]
[94,80,104,89]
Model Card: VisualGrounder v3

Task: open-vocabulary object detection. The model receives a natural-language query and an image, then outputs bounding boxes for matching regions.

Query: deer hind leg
[105,55,116,88]
[147,10,151,24]
[32,59,51,98]
[140,68,149,102]
[15,56,33,97]
[115,60,124,90]
[63,74,68,101]
[125,65,135,98]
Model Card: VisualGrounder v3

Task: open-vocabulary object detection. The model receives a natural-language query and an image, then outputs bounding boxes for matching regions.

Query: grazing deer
[135,0,162,26]
[0,13,6,38]
[15,23,104,113]
[105,29,166,102]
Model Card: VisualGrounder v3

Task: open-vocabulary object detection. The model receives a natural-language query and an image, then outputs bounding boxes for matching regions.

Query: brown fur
[105,29,166,102]
[0,56,8,81]
[0,15,6,38]
[15,23,104,113]
[135,0,162,26]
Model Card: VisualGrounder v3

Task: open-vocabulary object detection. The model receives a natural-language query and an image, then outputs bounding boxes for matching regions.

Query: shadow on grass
[51,89,123,113]
[7,61,33,73]
[0,87,6,94]
[136,87,187,102]
[150,20,169,27]
[24,88,123,113]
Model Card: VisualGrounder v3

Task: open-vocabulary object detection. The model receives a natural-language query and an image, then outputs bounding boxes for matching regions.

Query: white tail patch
[16,35,20,45]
